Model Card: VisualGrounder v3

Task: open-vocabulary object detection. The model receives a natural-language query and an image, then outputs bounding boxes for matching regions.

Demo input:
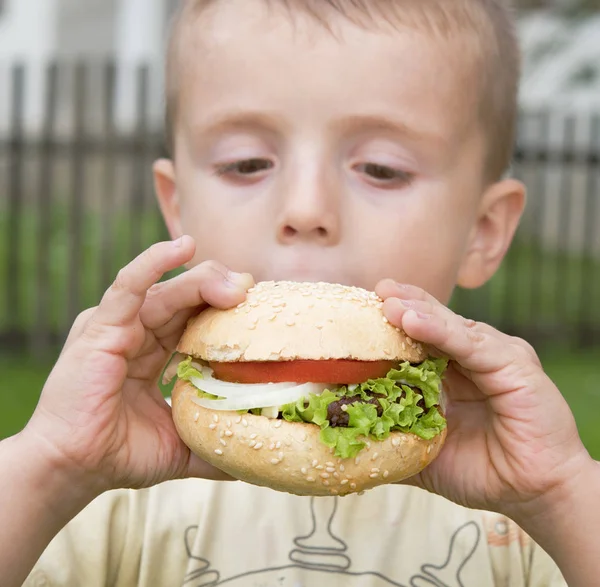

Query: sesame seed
[209,423,217,430]
[427,445,432,454]
[326,467,336,473]
[350,483,357,490]
[235,416,242,424]
[371,468,380,474]
[383,470,390,478]
[315,465,324,471]
[372,452,379,461]
[278,452,284,460]
[333,472,340,479]
[339,465,345,472]
[275,441,282,449]
[212,415,219,423]
[242,419,248,427]
[274,421,283,429]
[332,489,339,495]
[225,431,234,438]
[271,458,280,465]
[253,442,264,450]
[234,309,240,314]
[249,440,256,447]
[341,479,349,485]
[302,433,308,441]
[370,473,379,479]
[402,342,406,351]
[269,314,277,321]
[220,439,227,447]
[382,317,389,324]
[227,420,232,428]
[194,412,200,422]
[250,433,258,440]
[219,430,224,438]
[355,457,361,465]
[323,480,330,486]
[326,461,334,467]
[248,324,257,330]
[312,460,318,467]
[392,438,400,447]
[406,336,413,345]
[214,449,223,456]
[307,477,315,482]
[320,472,330,479]
[301,467,308,475]
[286,319,296,327]
[269,443,276,450]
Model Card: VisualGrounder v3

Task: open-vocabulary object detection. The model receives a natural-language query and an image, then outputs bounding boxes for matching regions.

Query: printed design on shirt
[184,526,221,586]
[185,496,483,586]
[483,512,531,549]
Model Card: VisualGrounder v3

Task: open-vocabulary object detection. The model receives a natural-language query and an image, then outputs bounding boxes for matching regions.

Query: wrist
[515,452,600,580]
[7,427,101,523]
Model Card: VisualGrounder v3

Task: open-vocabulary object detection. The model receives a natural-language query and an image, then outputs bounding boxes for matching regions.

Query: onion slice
[189,368,295,398]
[190,380,329,411]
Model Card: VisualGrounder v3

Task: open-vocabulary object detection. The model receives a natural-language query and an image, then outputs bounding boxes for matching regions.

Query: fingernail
[225,270,246,288]
[400,299,414,308]
[172,236,184,248]
[416,311,431,320]
[395,282,411,290]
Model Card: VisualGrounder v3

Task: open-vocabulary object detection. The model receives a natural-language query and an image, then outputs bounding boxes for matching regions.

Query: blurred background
[1,0,599,455]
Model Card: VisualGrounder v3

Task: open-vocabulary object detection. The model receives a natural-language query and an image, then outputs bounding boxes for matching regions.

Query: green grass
[3,349,600,459]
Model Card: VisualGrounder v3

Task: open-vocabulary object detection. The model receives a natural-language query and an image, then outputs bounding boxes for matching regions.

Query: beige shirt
[25,479,566,587]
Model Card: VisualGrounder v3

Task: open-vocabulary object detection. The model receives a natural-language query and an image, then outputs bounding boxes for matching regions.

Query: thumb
[184,451,238,482]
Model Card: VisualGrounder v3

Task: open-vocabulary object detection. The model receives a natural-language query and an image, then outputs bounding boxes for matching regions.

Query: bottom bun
[172,380,446,496]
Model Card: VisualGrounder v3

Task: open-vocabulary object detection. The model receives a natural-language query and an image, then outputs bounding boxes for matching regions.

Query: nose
[276,166,341,246]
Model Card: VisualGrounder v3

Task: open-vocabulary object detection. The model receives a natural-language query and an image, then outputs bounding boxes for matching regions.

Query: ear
[457,178,526,289]
[153,158,183,240]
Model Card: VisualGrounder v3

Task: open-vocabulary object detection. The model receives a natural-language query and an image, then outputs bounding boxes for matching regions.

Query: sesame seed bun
[177,281,427,363]
[172,379,446,496]
[172,281,445,496]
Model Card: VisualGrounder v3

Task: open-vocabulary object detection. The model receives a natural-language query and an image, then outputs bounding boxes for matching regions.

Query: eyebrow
[330,114,449,149]
[191,110,290,138]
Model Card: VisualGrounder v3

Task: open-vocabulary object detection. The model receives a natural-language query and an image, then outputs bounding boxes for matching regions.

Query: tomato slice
[209,360,397,384]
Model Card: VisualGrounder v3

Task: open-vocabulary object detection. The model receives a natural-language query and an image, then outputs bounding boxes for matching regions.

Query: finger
[93,237,195,328]
[141,261,254,335]
[376,279,440,305]
[378,279,543,369]
[184,452,238,482]
[383,297,517,378]
[62,307,96,352]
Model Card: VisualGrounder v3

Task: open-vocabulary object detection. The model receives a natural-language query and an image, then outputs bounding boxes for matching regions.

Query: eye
[354,163,414,187]
[214,158,274,177]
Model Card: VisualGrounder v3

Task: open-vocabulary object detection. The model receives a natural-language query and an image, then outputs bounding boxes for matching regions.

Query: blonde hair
[165,0,520,182]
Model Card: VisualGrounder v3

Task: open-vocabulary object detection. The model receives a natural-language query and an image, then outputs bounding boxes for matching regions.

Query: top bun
[178,281,427,363]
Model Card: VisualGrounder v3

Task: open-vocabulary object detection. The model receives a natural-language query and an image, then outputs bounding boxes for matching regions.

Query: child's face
[155,0,524,304]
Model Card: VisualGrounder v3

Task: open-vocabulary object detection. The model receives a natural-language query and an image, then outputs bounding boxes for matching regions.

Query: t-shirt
[25,478,566,587]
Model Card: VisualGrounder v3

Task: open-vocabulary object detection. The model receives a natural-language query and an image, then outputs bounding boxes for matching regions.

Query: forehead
[176,0,481,151]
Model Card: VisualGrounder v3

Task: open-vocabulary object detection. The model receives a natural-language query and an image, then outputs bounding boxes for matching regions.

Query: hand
[376,280,593,525]
[24,236,254,498]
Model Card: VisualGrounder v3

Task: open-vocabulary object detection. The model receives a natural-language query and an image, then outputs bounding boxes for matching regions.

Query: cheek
[178,197,273,270]
[356,200,468,301]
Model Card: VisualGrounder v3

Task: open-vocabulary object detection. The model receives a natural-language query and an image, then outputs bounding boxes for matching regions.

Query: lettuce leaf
[282,359,448,459]
[177,356,204,381]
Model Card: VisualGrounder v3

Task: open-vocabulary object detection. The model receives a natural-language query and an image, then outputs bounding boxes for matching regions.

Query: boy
[2,0,598,585]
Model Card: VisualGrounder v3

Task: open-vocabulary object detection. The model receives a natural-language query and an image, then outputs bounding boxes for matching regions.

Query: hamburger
[167,281,447,496]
